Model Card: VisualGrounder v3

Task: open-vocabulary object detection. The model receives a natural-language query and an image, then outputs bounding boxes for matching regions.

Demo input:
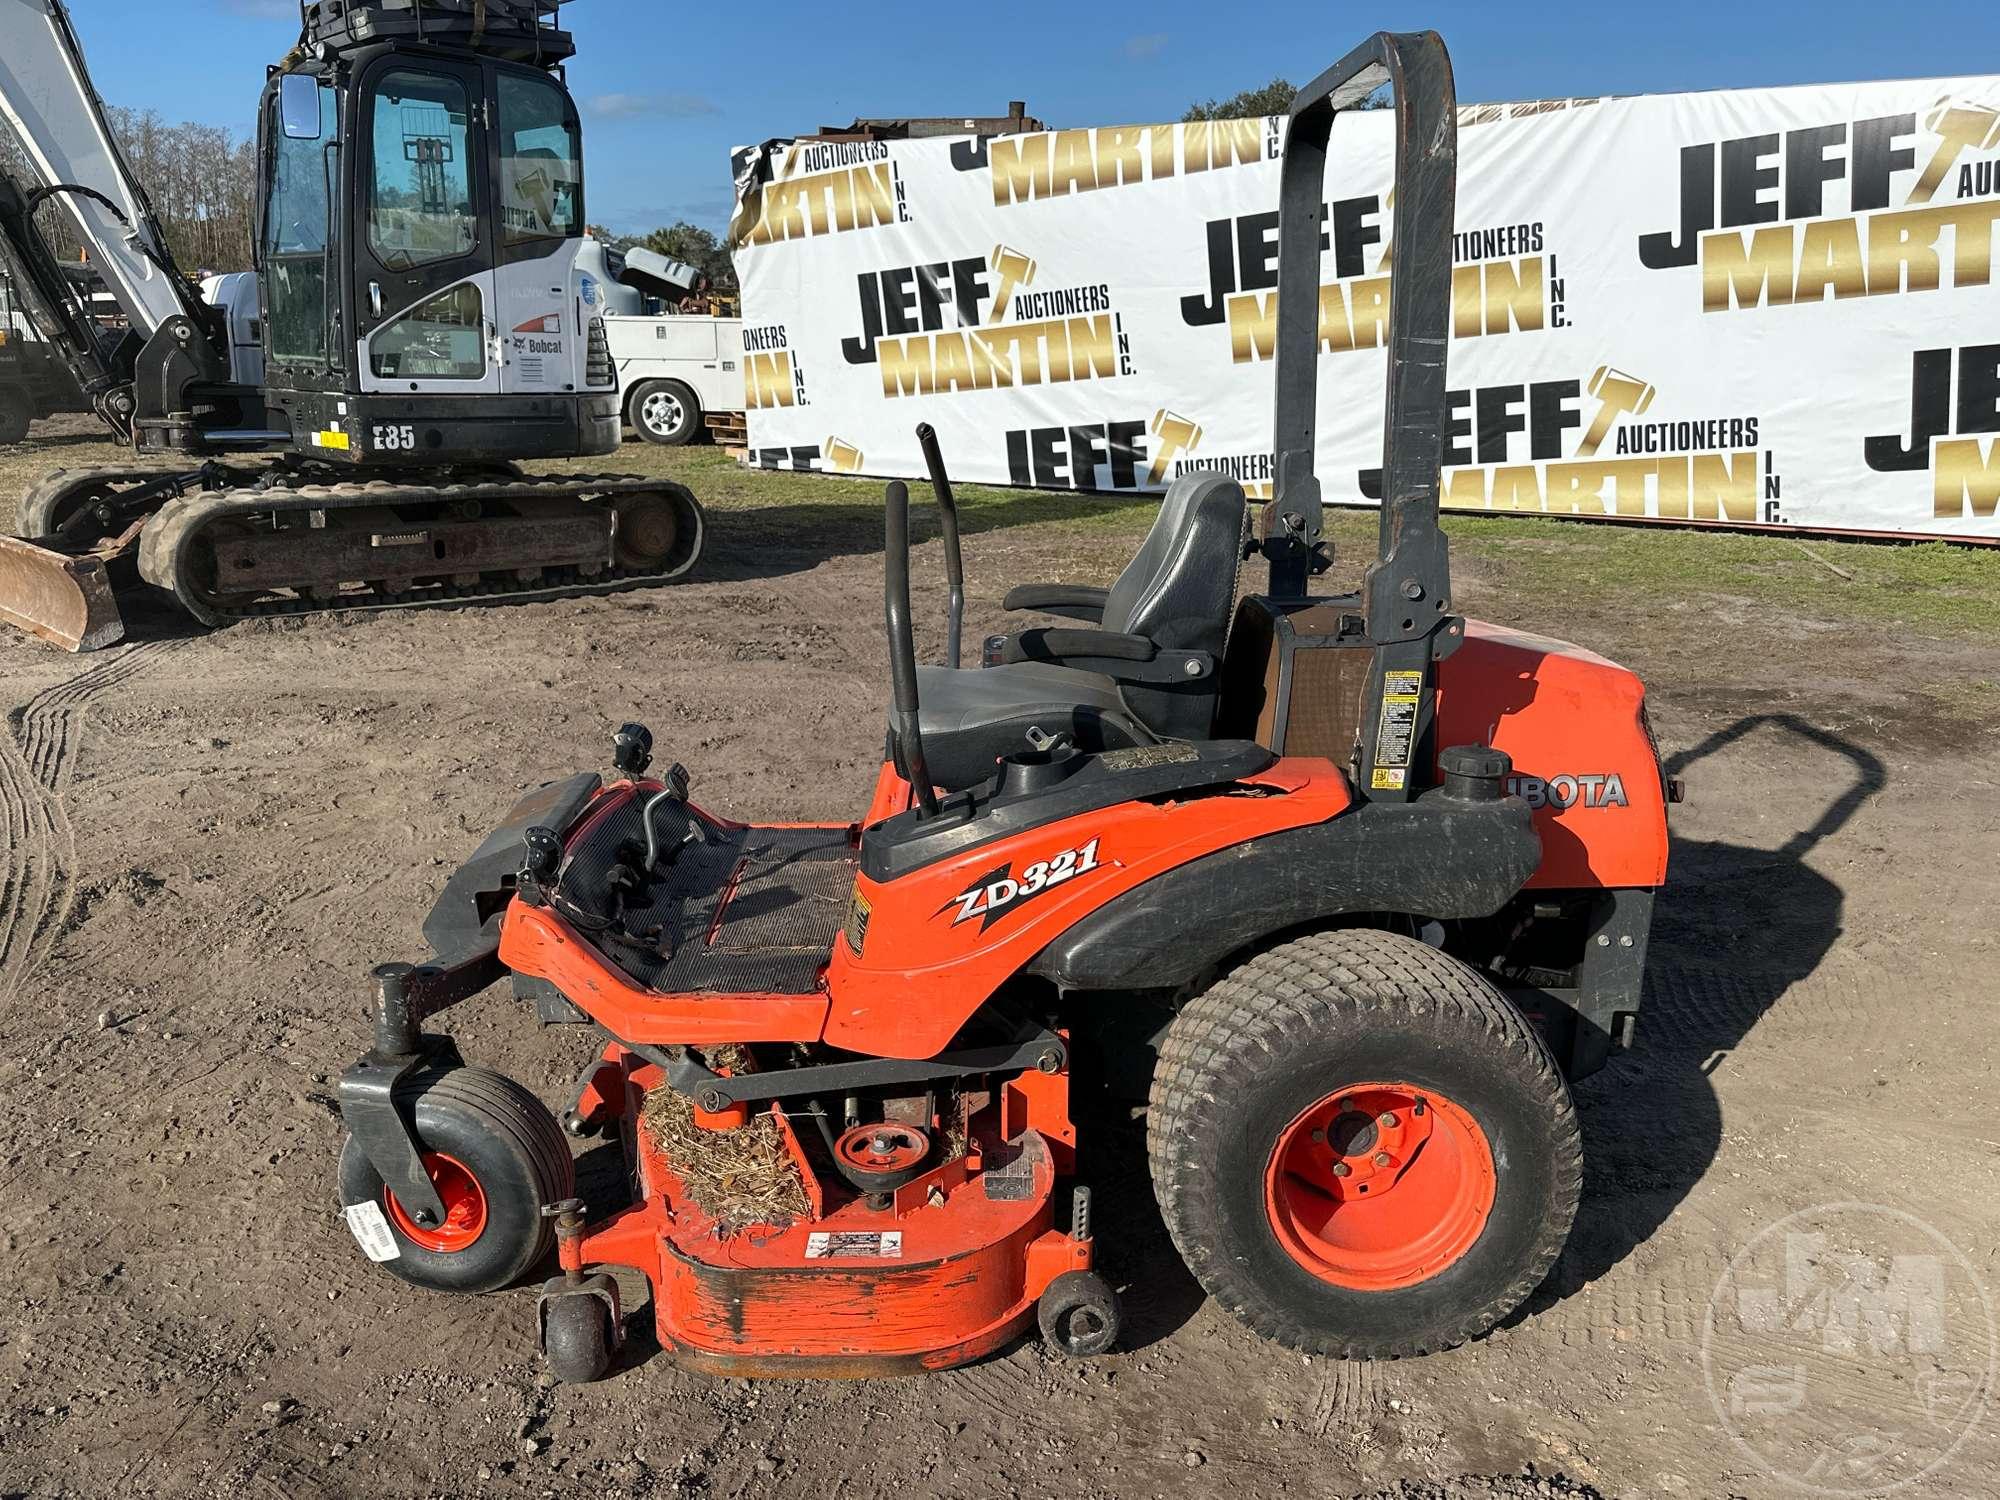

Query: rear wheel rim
[383,1150,489,1253]
[1263,1082,1495,1291]
[641,389,683,436]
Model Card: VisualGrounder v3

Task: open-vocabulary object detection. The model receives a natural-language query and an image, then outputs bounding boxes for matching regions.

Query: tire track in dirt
[0,642,171,1005]
[1310,1358,1382,1439]
[11,638,172,790]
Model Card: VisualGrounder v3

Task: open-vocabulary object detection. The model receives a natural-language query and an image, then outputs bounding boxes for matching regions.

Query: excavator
[0,0,705,651]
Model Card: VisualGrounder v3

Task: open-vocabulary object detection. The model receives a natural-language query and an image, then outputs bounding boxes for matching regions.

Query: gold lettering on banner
[1438,454,1760,522]
[1224,260,1546,362]
[1700,200,2000,310]
[1935,437,2000,518]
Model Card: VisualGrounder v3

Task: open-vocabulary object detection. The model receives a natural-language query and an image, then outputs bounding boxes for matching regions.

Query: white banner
[731,77,2000,540]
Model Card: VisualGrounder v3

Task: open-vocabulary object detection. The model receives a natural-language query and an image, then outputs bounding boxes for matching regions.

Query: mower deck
[574,1051,1086,1377]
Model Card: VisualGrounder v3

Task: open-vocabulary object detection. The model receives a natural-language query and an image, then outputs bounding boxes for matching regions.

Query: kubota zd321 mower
[336,32,1671,1380]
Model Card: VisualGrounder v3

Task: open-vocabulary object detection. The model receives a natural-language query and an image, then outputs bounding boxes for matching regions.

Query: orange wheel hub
[1263,1083,1495,1291]
[383,1151,489,1253]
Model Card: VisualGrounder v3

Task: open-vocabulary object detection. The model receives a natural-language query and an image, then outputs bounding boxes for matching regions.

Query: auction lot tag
[805,1231,903,1260]
[344,1201,401,1262]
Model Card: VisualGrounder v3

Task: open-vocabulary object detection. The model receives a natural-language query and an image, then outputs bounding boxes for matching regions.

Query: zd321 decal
[940,837,1104,931]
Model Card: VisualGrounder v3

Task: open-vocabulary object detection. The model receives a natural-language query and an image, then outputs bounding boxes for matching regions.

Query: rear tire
[1148,929,1580,1358]
[0,390,30,446]
[628,379,700,446]
[338,1066,573,1294]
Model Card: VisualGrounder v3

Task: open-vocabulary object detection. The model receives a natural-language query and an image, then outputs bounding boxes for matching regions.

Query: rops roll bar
[1268,31,1460,803]
[914,421,965,669]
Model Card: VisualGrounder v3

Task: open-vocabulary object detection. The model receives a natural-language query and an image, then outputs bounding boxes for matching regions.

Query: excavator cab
[257,1,621,465]
[0,0,705,650]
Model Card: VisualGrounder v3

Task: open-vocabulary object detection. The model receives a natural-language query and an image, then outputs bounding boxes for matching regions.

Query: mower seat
[915,660,1154,791]
[988,471,1246,740]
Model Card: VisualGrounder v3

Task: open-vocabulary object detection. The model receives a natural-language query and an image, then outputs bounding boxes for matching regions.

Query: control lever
[640,762,706,873]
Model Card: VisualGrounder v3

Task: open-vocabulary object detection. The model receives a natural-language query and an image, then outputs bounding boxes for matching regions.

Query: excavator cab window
[264,75,335,368]
[496,71,581,246]
[367,69,477,271]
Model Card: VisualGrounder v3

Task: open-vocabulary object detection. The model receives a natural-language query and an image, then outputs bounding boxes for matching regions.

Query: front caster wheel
[1038,1269,1121,1357]
[539,1275,621,1383]
[1149,929,1582,1359]
[337,1066,573,1294]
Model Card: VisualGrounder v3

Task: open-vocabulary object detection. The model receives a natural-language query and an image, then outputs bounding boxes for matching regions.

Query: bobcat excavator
[0,0,705,651]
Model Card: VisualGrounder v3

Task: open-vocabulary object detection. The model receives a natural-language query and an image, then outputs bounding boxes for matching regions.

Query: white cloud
[587,93,721,121]
[1124,33,1168,60]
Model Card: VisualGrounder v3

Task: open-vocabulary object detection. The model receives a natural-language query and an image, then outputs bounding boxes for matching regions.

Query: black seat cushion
[916,662,1154,790]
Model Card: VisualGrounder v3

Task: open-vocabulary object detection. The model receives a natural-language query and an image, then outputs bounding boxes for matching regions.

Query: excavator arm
[0,166,132,433]
[0,0,233,438]
[0,0,246,650]
[0,0,208,341]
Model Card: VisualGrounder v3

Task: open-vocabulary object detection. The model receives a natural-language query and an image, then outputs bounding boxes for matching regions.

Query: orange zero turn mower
[335,31,1673,1381]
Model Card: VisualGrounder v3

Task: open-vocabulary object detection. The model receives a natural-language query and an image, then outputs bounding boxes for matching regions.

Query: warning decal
[1370,670,1423,790]
[805,1231,905,1260]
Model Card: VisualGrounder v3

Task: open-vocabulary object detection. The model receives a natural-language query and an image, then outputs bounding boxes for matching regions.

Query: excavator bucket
[0,533,125,651]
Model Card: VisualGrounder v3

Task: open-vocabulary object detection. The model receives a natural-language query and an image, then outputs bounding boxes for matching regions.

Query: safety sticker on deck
[805,1231,904,1260]
[344,1201,401,1262]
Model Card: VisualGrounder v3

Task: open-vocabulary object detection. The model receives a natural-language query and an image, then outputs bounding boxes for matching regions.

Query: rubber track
[1147,927,1583,1359]
[138,472,706,628]
[17,466,190,538]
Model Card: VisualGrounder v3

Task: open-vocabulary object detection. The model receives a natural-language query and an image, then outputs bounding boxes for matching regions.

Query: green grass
[1433,511,2000,636]
[569,448,2000,640]
[10,421,1998,642]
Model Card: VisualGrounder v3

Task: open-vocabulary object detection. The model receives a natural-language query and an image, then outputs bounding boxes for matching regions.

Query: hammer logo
[1911,98,2000,206]
[1147,410,1203,484]
[1579,367,1657,458]
[823,436,865,473]
[986,244,1037,323]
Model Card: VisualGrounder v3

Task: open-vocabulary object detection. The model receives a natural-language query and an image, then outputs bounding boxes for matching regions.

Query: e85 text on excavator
[0,0,704,651]
[333,32,1675,1381]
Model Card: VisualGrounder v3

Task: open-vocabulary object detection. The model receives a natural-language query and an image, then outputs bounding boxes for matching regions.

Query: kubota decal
[940,837,1103,930]
[1508,772,1629,810]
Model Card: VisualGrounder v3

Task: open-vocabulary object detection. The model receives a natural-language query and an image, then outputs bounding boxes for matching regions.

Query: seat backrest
[1102,472,1246,657]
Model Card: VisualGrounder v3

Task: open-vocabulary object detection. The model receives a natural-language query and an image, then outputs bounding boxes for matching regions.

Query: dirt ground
[1,416,1998,1499]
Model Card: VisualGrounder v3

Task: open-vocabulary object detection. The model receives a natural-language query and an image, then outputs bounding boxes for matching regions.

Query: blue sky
[72,0,2000,235]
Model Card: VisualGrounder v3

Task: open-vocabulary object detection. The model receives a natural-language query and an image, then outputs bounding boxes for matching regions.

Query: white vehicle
[577,239,744,446]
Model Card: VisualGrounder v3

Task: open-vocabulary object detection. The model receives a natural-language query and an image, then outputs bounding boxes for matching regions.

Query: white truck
[579,239,744,446]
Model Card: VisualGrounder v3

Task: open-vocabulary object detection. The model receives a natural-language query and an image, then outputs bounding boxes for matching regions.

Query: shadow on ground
[1540,713,1886,1310]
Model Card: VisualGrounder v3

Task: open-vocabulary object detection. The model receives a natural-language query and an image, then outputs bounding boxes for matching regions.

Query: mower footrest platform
[558,789,854,995]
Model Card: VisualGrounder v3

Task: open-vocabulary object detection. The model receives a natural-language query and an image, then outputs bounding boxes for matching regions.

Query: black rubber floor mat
[708,848,853,953]
[554,788,854,995]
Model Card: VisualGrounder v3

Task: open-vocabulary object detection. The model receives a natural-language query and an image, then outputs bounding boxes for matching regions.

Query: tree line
[0,107,257,276]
